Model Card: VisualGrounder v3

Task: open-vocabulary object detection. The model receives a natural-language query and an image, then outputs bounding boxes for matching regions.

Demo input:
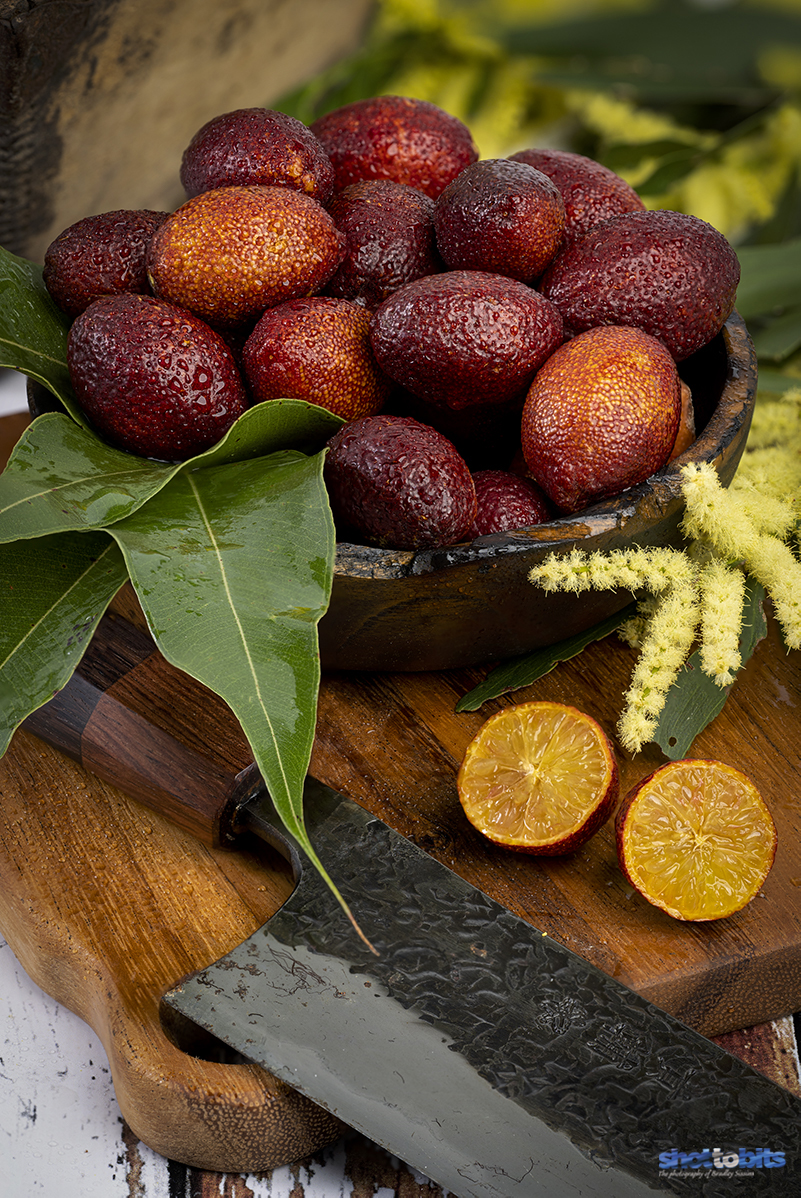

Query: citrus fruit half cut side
[616,759,777,921]
[456,701,619,854]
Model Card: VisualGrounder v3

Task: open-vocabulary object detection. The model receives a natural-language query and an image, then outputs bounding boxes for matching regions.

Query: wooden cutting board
[1,415,800,1174]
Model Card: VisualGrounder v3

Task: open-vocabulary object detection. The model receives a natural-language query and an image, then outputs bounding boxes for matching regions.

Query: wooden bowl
[318,311,757,672]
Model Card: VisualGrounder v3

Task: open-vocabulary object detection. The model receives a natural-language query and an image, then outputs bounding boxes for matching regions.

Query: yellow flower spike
[698,559,745,686]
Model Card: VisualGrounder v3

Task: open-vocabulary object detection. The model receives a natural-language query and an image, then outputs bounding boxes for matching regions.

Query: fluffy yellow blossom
[698,559,745,685]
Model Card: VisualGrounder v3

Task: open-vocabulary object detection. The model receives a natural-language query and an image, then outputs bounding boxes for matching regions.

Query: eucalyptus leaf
[750,307,801,363]
[106,449,350,910]
[653,576,767,760]
[0,246,86,425]
[0,530,128,754]
[0,400,343,543]
[455,604,636,713]
[736,238,801,320]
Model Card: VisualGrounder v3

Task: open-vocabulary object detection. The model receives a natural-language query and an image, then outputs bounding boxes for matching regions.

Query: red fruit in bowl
[324,414,477,550]
[243,297,390,420]
[540,209,740,361]
[433,159,565,283]
[179,107,335,203]
[310,95,478,198]
[43,209,170,318]
[370,271,564,411]
[325,180,442,309]
[508,148,645,243]
[67,294,248,461]
[468,470,552,537]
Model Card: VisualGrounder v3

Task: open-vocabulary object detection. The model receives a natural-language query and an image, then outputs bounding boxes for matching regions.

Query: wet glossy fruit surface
[179,107,335,202]
[243,296,390,419]
[325,180,441,309]
[43,209,169,317]
[310,95,478,198]
[616,759,777,921]
[457,700,619,854]
[146,185,346,328]
[540,208,740,360]
[433,158,565,282]
[468,469,551,537]
[67,294,248,461]
[508,148,645,243]
[370,270,564,410]
[324,414,476,549]
[521,324,681,513]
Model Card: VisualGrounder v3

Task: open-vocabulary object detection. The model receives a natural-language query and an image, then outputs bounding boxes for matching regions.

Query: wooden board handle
[23,612,256,848]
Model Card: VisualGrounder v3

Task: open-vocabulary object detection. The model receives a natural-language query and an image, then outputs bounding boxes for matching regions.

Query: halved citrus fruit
[616,759,777,921]
[456,701,619,854]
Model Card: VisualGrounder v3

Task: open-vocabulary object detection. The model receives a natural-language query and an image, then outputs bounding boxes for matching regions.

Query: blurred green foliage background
[280,0,801,392]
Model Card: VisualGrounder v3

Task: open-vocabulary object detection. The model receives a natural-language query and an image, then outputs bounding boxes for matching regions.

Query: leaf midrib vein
[0,467,164,518]
[0,540,115,673]
[187,474,289,792]
[1,336,68,367]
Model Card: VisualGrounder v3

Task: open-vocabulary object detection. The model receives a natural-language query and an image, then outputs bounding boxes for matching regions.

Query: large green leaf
[497,6,801,102]
[0,531,128,754]
[0,246,86,424]
[0,401,343,543]
[107,449,345,904]
[653,576,767,760]
[736,238,801,319]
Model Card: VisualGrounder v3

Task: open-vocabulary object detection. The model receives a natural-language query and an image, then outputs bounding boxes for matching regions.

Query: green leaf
[0,531,128,754]
[653,576,767,760]
[0,401,343,543]
[736,238,801,319]
[455,603,637,713]
[0,245,86,425]
[750,307,801,363]
[106,449,348,906]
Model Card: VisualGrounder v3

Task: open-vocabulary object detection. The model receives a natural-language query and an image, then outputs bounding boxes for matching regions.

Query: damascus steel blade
[164,778,800,1198]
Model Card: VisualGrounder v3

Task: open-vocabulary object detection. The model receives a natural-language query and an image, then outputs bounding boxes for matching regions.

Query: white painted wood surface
[0,937,443,1196]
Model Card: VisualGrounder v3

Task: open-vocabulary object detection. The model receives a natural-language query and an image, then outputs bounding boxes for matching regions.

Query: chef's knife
[23,611,801,1197]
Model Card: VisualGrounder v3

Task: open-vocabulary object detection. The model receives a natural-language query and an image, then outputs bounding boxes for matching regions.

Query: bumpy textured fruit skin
[243,296,390,419]
[508,148,645,243]
[521,325,681,513]
[433,159,565,283]
[540,209,740,361]
[179,107,335,202]
[67,294,248,461]
[43,210,169,318]
[324,414,477,549]
[325,180,441,309]
[147,185,346,328]
[310,95,478,198]
[370,271,564,411]
[468,470,552,537]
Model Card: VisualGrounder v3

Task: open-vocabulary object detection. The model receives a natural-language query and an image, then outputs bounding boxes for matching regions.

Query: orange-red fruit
[324,414,477,550]
[370,270,564,411]
[310,95,478,199]
[540,209,740,361]
[457,701,619,855]
[521,325,681,513]
[433,159,565,283]
[243,297,390,420]
[146,185,345,328]
[616,759,777,921]
[508,148,645,243]
[179,108,335,202]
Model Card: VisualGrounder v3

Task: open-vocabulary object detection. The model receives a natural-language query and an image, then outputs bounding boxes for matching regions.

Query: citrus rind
[457,700,619,854]
[616,759,777,921]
